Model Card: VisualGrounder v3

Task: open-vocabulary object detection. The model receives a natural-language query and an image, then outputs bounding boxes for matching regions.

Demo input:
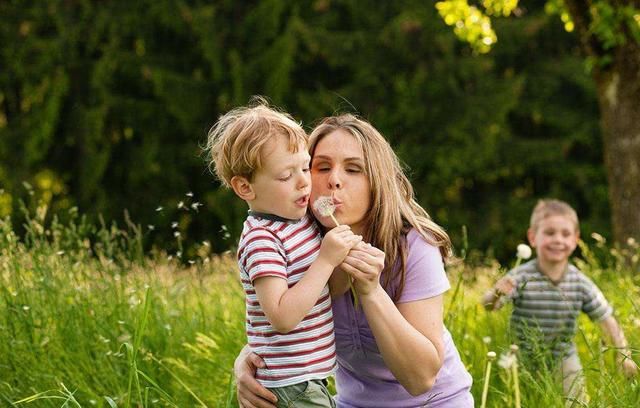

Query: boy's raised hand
[318,225,362,268]
[494,276,516,297]
[621,357,639,378]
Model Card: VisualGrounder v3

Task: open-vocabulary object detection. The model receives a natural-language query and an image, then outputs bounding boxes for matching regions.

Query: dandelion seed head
[483,336,492,344]
[177,201,184,209]
[56,250,65,255]
[498,352,516,369]
[174,231,181,238]
[186,191,193,197]
[171,221,178,229]
[487,351,497,360]
[516,244,532,260]
[313,196,336,217]
[22,305,30,311]
[147,225,155,231]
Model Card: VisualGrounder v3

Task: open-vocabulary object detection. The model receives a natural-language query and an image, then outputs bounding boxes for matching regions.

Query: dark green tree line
[0,0,609,260]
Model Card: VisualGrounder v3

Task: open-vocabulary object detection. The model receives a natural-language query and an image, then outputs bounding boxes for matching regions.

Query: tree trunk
[594,40,640,245]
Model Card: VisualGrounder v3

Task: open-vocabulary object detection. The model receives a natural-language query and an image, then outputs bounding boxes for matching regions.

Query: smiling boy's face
[245,134,311,220]
[528,215,579,266]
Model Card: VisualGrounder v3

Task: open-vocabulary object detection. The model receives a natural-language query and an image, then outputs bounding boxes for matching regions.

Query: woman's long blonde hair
[309,114,452,300]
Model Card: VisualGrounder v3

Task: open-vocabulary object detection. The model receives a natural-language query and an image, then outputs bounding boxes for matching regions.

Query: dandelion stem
[481,351,496,408]
[511,345,521,408]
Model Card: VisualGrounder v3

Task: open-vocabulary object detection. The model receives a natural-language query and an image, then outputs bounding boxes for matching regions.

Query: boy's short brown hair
[530,199,579,232]
[205,97,308,187]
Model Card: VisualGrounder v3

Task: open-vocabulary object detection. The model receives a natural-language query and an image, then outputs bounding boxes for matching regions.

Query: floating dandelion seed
[177,201,184,209]
[171,222,178,229]
[191,202,202,211]
[56,250,65,256]
[147,225,155,231]
[173,231,181,238]
[176,251,182,258]
[313,196,339,227]
[155,206,163,212]
[186,192,193,197]
[188,260,195,265]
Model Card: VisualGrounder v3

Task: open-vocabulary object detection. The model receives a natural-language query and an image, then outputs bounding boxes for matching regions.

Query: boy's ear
[527,228,536,247]
[230,176,255,201]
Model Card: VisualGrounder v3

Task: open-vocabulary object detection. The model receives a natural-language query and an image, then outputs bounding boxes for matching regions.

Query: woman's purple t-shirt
[332,229,473,407]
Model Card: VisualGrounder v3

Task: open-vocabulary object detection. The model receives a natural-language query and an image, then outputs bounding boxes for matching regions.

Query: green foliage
[0,0,612,261]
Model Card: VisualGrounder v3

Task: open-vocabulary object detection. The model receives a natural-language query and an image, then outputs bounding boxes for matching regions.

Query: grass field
[1,212,639,407]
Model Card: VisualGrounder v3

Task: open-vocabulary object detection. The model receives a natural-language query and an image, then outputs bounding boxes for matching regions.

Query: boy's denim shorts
[268,379,336,408]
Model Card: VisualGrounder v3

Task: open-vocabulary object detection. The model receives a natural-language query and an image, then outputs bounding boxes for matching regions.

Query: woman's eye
[315,166,330,172]
[279,174,292,181]
[346,167,362,173]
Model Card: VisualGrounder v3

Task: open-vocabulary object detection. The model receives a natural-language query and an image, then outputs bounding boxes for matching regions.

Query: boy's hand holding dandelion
[318,225,362,268]
[494,276,516,297]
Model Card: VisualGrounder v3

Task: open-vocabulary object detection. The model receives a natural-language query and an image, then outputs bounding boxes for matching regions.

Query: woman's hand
[234,345,277,408]
[340,242,385,296]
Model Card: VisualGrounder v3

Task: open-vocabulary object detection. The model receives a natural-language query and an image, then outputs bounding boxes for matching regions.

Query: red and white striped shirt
[237,214,336,388]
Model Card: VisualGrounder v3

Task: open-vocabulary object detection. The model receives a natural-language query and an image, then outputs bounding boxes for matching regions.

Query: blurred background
[1,0,621,262]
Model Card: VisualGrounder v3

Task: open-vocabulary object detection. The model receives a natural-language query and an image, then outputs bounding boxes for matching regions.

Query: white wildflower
[516,244,532,260]
[498,352,516,369]
[313,196,336,217]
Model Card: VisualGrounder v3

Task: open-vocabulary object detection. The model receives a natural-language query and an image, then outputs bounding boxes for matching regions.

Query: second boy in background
[206,99,361,407]
[483,199,638,406]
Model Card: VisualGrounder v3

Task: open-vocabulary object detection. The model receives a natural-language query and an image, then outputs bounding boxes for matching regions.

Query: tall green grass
[1,209,639,407]
[1,208,245,407]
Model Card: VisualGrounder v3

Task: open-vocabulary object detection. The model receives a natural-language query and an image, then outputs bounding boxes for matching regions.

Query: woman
[235,114,473,407]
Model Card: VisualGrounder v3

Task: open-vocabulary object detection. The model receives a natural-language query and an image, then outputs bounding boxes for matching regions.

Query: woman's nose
[328,171,342,189]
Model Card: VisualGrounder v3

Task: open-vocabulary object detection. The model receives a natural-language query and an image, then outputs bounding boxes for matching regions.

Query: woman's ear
[230,176,255,201]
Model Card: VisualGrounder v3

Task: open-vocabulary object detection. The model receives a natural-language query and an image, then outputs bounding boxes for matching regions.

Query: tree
[437,0,640,246]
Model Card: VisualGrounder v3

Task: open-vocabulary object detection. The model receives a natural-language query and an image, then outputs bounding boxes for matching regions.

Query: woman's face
[310,129,371,235]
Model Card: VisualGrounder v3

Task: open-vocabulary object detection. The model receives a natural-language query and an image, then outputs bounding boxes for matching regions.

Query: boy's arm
[254,225,361,333]
[599,316,638,377]
[482,276,516,311]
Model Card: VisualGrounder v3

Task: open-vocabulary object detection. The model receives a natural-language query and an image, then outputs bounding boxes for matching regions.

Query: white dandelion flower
[516,244,532,260]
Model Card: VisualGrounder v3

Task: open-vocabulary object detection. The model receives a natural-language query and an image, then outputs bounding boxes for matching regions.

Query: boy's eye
[303,167,310,173]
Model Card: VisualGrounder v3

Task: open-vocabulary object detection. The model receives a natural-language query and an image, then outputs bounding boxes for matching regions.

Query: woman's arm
[341,245,444,396]
[234,345,278,408]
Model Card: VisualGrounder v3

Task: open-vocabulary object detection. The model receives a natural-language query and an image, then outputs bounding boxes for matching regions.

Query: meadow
[1,209,639,407]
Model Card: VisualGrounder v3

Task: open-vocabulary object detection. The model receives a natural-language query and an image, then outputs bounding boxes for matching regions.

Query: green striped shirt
[504,259,612,358]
